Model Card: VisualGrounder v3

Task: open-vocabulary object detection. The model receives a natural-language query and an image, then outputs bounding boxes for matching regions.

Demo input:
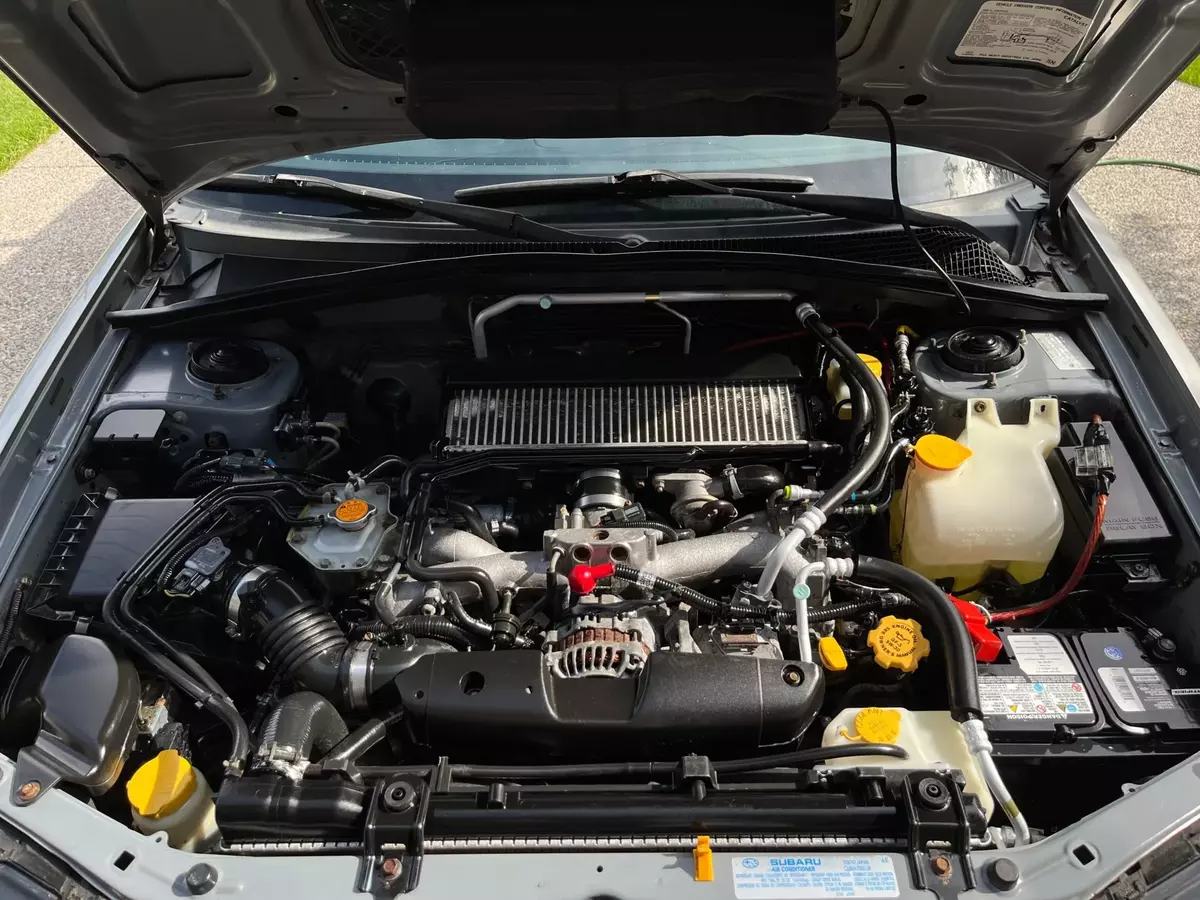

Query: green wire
[1094,158,1200,176]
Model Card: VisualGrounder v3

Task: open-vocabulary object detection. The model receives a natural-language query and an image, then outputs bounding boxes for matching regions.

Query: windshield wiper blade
[458,168,993,243]
[198,172,628,245]
[455,171,816,204]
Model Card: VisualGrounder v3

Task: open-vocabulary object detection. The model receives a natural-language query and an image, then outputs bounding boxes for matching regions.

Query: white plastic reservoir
[822,707,994,820]
[893,397,1064,592]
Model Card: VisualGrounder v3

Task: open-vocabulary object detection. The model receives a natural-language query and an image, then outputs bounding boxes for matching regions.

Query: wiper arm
[198,172,629,245]
[458,168,993,243]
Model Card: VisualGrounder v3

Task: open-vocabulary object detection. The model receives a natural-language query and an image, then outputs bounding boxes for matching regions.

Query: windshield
[248,135,1022,206]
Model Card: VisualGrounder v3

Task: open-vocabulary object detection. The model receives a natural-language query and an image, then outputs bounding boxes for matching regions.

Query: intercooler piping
[471,290,797,358]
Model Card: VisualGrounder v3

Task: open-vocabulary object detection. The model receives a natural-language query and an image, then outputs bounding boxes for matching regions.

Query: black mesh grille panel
[399,227,1030,286]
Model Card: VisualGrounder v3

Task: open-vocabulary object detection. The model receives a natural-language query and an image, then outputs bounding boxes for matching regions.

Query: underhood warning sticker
[981,675,1093,719]
[956,2,1092,68]
[732,855,899,898]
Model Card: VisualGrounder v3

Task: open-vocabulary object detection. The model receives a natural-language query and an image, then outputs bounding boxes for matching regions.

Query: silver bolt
[378,555,393,564]
[973,400,987,413]
[318,558,333,569]
[172,411,188,424]
[290,533,306,544]
[354,557,368,567]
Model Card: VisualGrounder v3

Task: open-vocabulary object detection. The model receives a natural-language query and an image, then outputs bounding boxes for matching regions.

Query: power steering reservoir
[892,397,1064,591]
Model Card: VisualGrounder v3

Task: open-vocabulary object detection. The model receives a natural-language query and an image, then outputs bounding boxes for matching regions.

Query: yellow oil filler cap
[848,707,903,744]
[127,750,197,819]
[867,616,932,673]
[913,434,972,471]
[818,636,848,672]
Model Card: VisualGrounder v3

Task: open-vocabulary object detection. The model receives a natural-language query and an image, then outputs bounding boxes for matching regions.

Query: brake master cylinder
[892,397,1064,591]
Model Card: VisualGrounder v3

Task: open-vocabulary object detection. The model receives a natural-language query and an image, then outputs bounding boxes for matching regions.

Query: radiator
[444,382,806,451]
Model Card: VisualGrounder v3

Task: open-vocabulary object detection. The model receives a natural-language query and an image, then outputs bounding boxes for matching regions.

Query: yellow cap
[867,616,932,673]
[693,836,714,881]
[334,498,370,523]
[857,353,883,379]
[913,434,972,472]
[818,636,848,672]
[126,750,196,818]
[852,707,903,744]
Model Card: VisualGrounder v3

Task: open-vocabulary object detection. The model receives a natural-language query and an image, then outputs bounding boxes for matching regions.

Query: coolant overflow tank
[892,398,1064,592]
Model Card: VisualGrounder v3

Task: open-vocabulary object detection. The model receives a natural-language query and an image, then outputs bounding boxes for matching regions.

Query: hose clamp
[345,640,374,711]
[224,564,276,638]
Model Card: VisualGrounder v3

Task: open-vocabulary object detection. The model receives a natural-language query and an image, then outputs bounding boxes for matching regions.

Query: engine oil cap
[914,434,973,471]
[867,616,931,673]
[127,750,196,818]
[332,498,372,530]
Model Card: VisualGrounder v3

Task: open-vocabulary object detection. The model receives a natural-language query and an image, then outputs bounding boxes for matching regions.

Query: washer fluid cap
[853,707,902,744]
[914,434,972,471]
[858,353,883,378]
[942,327,1024,374]
[867,616,931,673]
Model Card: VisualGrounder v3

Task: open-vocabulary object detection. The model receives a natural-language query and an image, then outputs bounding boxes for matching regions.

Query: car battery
[1068,630,1200,734]
[978,630,1098,737]
[979,628,1200,748]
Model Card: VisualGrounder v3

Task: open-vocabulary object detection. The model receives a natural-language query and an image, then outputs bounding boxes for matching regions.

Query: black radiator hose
[253,692,349,772]
[854,556,981,720]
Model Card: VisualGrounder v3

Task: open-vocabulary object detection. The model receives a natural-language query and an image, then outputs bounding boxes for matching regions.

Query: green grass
[0,77,57,174]
[1181,58,1200,87]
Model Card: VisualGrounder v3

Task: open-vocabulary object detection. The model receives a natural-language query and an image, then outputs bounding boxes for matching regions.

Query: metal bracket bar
[356,763,439,894]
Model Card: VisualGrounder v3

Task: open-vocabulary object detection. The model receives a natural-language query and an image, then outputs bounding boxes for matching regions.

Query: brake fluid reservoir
[893,397,1063,590]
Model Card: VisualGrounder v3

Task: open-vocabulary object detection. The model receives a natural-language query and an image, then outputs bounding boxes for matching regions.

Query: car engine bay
[3,282,1198,881]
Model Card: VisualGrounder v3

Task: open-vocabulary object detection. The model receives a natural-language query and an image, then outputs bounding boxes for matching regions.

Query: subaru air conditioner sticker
[733,855,899,898]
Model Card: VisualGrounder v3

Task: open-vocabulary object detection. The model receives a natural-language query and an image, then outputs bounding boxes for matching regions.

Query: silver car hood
[1,0,1198,224]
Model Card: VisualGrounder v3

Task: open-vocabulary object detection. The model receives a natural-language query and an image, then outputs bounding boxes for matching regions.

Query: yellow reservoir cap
[913,434,972,472]
[333,498,370,523]
[127,750,197,818]
[818,636,848,672]
[867,616,932,673]
[852,707,903,744]
[857,353,884,378]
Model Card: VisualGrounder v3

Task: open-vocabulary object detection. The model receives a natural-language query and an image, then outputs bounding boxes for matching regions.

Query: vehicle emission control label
[732,855,899,898]
[956,2,1092,68]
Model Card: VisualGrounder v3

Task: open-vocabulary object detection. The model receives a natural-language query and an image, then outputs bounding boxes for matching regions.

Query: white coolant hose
[961,718,1032,845]
[756,507,828,598]
[791,557,855,664]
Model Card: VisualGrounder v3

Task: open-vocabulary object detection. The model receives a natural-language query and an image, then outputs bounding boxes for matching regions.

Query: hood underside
[2,0,1199,224]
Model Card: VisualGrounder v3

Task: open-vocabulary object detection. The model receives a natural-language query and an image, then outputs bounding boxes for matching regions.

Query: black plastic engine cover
[391,652,823,758]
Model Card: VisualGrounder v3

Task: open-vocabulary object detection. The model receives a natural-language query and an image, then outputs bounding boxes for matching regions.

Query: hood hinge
[96,154,173,264]
[1046,137,1116,240]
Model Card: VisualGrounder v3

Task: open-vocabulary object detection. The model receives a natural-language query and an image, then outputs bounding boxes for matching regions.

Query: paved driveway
[0,133,136,409]
[0,86,1197,410]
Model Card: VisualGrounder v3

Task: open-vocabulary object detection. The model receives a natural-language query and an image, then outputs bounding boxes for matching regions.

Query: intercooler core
[444,381,807,452]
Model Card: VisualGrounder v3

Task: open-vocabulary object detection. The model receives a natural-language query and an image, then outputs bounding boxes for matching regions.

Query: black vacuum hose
[387,616,478,650]
[405,530,502,613]
[446,500,498,547]
[800,307,893,516]
[610,564,772,620]
[854,556,981,720]
[807,592,915,624]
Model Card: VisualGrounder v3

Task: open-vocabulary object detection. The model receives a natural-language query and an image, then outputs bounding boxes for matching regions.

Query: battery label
[981,675,1093,719]
[1007,633,1078,675]
[1098,667,1145,713]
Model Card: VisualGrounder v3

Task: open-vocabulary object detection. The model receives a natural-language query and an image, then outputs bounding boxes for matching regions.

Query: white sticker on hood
[956,2,1092,68]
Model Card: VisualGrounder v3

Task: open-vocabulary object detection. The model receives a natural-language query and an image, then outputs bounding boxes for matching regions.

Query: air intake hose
[229,567,459,711]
